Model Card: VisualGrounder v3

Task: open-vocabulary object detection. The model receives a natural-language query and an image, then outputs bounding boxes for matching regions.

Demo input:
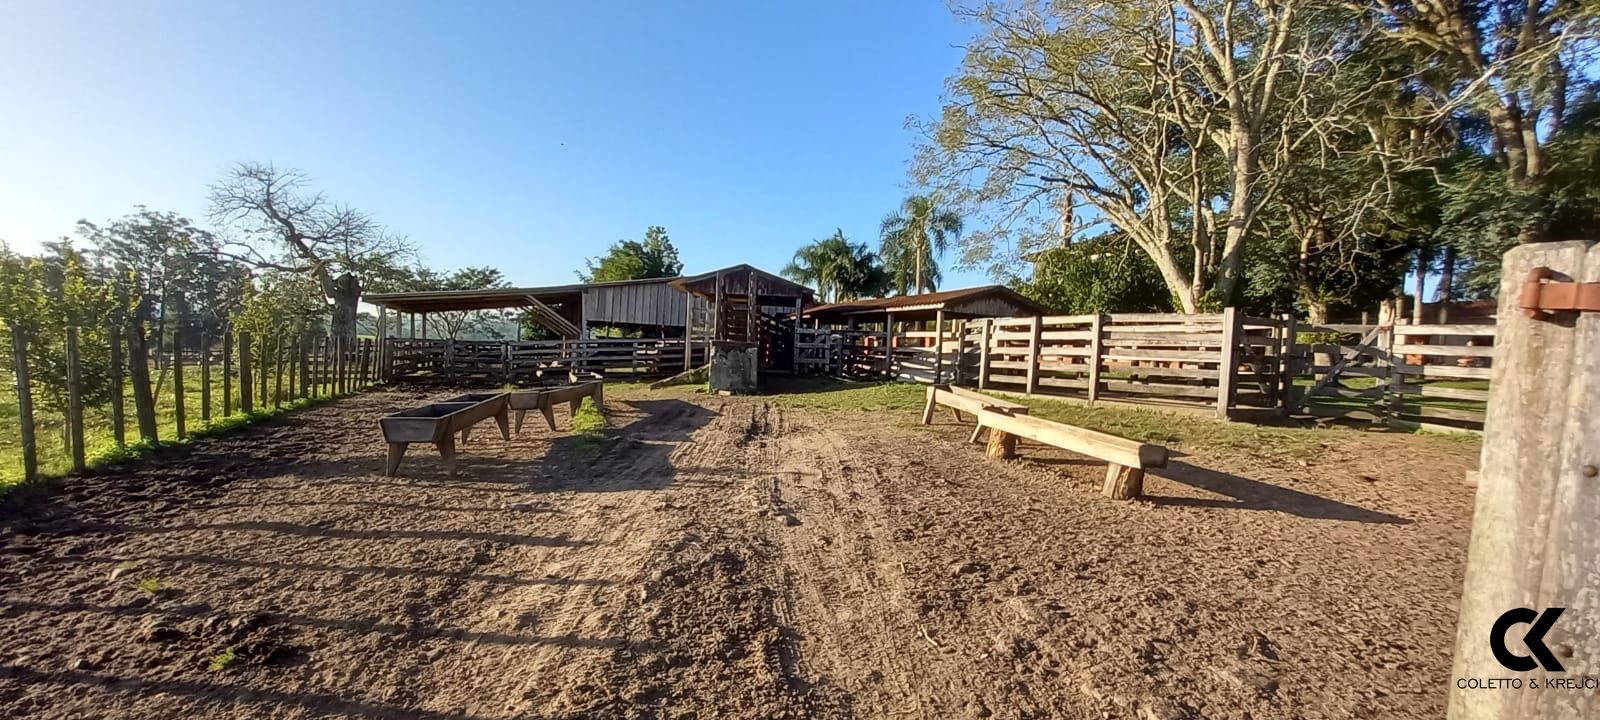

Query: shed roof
[669,264,814,301]
[365,276,679,313]
[802,285,1047,322]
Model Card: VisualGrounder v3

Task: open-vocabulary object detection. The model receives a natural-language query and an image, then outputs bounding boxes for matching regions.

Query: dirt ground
[0,383,1478,719]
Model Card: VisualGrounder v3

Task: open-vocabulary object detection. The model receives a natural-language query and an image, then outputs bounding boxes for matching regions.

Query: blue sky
[0,1,993,289]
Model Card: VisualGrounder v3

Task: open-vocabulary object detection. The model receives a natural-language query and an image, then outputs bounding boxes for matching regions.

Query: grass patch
[135,577,166,596]
[208,647,240,672]
[758,380,926,413]
[568,397,607,457]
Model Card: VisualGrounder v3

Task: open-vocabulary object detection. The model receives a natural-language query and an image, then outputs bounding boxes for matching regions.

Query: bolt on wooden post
[1448,240,1600,720]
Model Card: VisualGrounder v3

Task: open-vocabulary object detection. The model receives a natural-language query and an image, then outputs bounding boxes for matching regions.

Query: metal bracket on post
[1521,267,1600,319]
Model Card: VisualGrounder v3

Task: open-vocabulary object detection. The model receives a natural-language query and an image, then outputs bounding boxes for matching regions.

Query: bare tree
[208,162,411,339]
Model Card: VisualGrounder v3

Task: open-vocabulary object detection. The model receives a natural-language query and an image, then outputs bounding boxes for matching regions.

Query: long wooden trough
[379,392,510,476]
[508,381,604,433]
[923,385,1168,500]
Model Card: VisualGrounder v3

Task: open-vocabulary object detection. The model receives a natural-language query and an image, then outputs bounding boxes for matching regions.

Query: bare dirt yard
[0,381,1479,719]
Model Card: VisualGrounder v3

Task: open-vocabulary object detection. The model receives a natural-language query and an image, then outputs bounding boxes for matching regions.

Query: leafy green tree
[1017,236,1171,314]
[879,195,961,295]
[580,226,683,282]
[782,230,891,303]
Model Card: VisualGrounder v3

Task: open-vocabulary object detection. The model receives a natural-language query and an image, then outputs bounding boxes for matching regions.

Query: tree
[580,226,683,282]
[395,265,511,339]
[879,195,962,295]
[1017,235,1172,314]
[208,162,412,341]
[782,230,891,303]
[919,1,1365,311]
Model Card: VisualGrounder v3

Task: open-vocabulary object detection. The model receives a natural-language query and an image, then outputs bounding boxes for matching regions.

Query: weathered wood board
[379,392,509,476]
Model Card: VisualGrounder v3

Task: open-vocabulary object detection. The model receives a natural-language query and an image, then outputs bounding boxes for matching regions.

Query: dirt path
[0,385,1477,719]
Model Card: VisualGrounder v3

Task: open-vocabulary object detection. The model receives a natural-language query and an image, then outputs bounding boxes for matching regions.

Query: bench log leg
[1102,464,1145,500]
[495,407,510,440]
[985,428,1017,460]
[460,427,471,444]
[921,387,937,425]
[438,435,458,477]
[541,405,557,430]
[968,424,985,444]
[951,408,963,423]
[385,442,409,477]
[514,409,526,433]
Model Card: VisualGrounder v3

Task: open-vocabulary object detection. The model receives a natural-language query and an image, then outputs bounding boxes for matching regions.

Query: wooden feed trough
[379,392,510,477]
[923,385,1168,500]
[509,381,604,433]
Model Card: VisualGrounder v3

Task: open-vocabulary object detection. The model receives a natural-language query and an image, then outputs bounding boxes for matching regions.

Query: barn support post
[933,310,946,384]
[883,312,895,378]
[684,291,694,372]
[11,326,38,483]
[65,326,85,472]
[1447,240,1600,720]
[792,296,803,374]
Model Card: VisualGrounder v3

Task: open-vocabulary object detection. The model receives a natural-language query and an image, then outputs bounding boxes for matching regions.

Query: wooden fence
[384,337,708,383]
[6,325,382,485]
[1293,322,1493,432]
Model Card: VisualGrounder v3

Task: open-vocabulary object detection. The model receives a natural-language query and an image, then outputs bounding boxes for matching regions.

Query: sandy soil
[0,384,1478,719]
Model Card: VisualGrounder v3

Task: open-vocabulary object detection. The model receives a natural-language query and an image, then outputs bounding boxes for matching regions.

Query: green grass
[0,361,356,498]
[746,379,1330,461]
[208,647,239,672]
[569,397,607,457]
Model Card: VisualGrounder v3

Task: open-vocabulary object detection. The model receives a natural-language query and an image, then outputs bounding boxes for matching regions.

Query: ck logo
[1491,608,1566,672]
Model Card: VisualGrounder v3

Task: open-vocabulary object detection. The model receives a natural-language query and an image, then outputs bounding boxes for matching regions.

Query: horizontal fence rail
[384,337,707,384]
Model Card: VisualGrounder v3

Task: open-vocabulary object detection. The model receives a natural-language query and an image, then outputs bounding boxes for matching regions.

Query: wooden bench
[379,392,510,477]
[922,384,1030,446]
[925,385,1168,500]
[508,380,604,433]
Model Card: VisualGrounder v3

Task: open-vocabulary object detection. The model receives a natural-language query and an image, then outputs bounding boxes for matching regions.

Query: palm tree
[782,230,890,303]
[879,195,962,295]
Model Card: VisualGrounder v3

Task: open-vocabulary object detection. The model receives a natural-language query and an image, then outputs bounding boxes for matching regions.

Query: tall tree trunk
[127,321,158,442]
[913,244,924,296]
[331,272,361,341]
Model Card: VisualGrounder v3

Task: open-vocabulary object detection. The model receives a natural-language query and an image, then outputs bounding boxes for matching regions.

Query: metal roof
[365,276,680,313]
[802,285,1047,319]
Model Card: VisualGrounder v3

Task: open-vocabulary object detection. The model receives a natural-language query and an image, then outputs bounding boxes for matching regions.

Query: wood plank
[974,407,1167,469]
[1391,364,1494,380]
[1393,324,1496,337]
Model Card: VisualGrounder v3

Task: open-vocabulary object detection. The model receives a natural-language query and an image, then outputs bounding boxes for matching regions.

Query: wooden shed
[801,285,1047,328]
[366,277,708,339]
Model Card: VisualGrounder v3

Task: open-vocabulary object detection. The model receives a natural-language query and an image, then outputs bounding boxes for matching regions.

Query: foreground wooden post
[109,323,125,445]
[1448,241,1600,720]
[1087,314,1104,406]
[1102,465,1144,501]
[238,331,254,413]
[10,327,37,482]
[65,327,86,472]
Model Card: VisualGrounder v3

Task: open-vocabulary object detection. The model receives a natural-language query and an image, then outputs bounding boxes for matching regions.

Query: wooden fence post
[129,322,158,441]
[299,334,310,399]
[1447,241,1600,720]
[222,330,233,417]
[978,319,992,390]
[238,331,254,413]
[200,332,212,424]
[1087,314,1104,406]
[11,327,38,483]
[65,327,86,472]
[1216,307,1240,420]
[273,334,285,408]
[172,329,186,438]
[933,310,946,384]
[1277,312,1298,415]
[109,323,125,446]
[257,334,269,408]
[1025,315,1042,395]
[360,338,372,387]
[321,335,332,396]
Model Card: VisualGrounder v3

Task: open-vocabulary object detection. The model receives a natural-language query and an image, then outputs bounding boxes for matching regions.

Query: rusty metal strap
[1521,267,1600,317]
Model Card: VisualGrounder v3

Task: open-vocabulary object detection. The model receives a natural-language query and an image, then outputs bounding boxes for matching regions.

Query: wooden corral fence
[1290,321,1494,433]
[6,325,383,485]
[383,337,708,384]
[961,309,1294,419]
